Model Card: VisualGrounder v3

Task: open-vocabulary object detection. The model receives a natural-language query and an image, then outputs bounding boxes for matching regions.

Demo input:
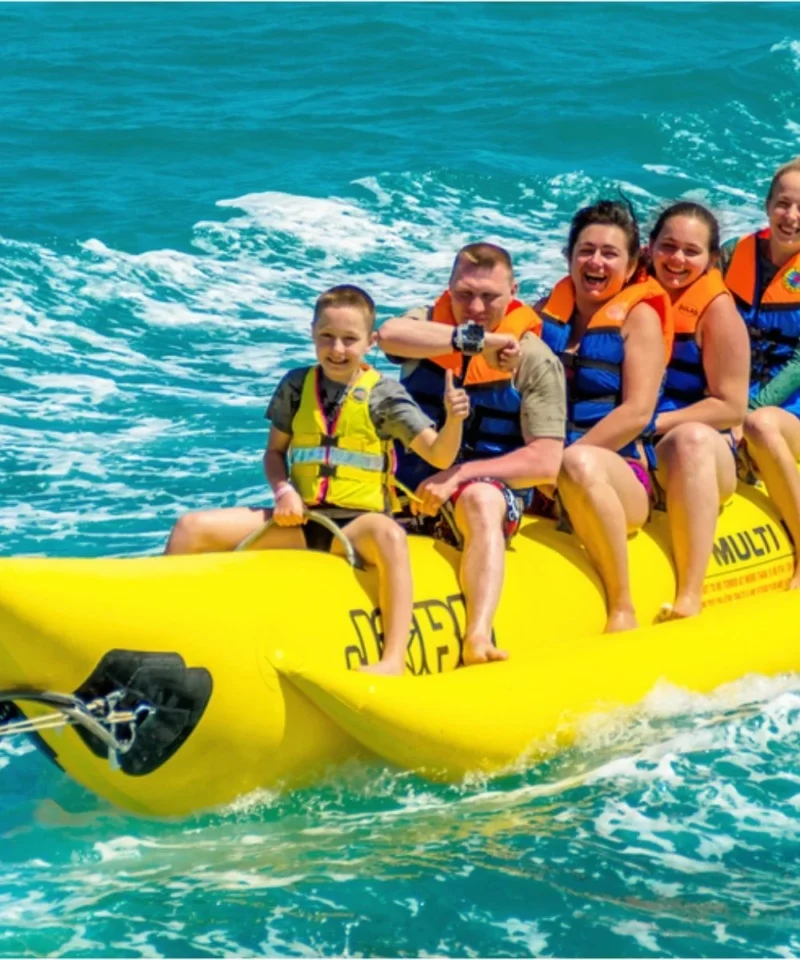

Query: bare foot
[655,596,702,623]
[605,609,638,633]
[359,659,406,677]
[462,636,509,666]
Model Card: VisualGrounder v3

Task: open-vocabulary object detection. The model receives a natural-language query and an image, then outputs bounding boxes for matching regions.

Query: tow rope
[0,689,153,769]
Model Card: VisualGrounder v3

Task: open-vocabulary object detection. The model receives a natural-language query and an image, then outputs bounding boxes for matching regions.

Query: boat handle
[234,508,359,568]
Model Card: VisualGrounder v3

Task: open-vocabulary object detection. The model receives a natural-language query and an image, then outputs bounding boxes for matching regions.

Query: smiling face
[650,214,712,297]
[767,170,800,260]
[312,305,372,383]
[449,260,517,330]
[569,224,637,308]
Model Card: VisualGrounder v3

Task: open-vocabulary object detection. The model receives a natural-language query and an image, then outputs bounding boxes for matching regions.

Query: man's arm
[436,438,563,489]
[377,307,456,359]
[377,306,521,362]
[413,336,566,513]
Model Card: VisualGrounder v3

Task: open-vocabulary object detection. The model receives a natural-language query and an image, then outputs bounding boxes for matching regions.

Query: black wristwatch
[452,320,486,356]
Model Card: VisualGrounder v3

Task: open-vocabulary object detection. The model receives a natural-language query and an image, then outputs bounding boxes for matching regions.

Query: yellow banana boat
[0,479,796,817]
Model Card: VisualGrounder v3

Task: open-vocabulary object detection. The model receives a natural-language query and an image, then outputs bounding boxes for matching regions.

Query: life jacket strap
[663,376,705,402]
[561,354,621,375]
[290,447,388,473]
[668,357,703,375]
[749,327,799,346]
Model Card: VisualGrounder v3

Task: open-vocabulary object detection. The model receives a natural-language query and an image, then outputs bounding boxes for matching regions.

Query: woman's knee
[559,446,602,492]
[658,422,717,469]
[743,407,782,447]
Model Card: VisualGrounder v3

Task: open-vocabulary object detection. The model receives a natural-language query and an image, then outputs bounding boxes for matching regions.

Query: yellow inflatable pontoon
[0,479,797,817]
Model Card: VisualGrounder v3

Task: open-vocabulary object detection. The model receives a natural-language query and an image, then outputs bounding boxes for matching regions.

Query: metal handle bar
[234,507,358,567]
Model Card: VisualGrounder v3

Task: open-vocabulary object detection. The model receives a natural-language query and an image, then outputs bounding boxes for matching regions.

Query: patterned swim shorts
[432,477,533,551]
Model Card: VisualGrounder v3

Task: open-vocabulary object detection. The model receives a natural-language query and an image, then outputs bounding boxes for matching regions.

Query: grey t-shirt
[266,366,434,449]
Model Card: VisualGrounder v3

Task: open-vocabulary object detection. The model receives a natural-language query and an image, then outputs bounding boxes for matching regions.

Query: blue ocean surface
[2,2,800,956]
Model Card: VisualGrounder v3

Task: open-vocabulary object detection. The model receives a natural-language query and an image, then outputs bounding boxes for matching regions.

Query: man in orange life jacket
[377,243,565,665]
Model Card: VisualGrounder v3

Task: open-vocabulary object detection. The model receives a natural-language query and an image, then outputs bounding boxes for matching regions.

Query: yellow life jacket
[289,365,395,513]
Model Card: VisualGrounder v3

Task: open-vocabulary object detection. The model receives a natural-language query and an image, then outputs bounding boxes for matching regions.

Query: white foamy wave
[612,920,662,953]
[570,673,800,766]
[489,917,549,956]
[771,38,800,73]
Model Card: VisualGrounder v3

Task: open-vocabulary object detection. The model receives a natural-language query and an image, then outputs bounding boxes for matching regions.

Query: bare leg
[451,482,509,665]
[164,506,304,554]
[655,424,737,618]
[334,514,412,676]
[557,446,650,633]
[743,406,800,587]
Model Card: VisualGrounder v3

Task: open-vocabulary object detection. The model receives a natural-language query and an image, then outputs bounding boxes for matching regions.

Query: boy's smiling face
[312,305,374,383]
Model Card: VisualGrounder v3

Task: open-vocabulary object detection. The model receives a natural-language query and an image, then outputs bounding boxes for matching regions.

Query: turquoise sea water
[2,2,800,956]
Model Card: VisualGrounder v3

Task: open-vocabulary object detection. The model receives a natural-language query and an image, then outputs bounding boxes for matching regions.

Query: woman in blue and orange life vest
[648,202,750,620]
[537,199,673,633]
[722,157,800,590]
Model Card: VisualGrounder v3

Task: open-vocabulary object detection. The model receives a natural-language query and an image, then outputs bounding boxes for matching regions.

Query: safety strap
[561,353,621,375]
[749,326,800,347]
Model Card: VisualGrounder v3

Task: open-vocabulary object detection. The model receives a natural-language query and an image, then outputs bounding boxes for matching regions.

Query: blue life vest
[724,229,800,416]
[394,291,541,492]
[658,269,729,414]
[539,276,672,467]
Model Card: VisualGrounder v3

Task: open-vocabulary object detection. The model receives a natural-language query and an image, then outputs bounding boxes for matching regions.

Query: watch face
[462,321,484,354]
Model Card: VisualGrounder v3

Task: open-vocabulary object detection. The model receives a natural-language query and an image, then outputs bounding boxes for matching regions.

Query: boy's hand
[444,369,470,421]
[273,488,306,526]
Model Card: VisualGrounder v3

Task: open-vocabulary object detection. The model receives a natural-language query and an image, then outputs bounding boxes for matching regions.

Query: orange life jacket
[723,229,800,410]
[660,268,731,410]
[427,290,542,385]
[395,292,542,491]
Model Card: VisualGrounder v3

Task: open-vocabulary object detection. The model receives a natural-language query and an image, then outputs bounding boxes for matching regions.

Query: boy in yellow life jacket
[165,284,470,676]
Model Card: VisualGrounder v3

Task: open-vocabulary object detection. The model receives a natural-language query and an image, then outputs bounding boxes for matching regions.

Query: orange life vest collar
[542,275,674,361]
[725,229,800,306]
[428,290,542,386]
[671,268,729,335]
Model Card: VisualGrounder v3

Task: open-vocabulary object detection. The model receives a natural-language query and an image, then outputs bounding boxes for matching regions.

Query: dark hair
[566,198,641,264]
[313,284,376,332]
[767,157,800,205]
[649,201,720,257]
[450,242,514,281]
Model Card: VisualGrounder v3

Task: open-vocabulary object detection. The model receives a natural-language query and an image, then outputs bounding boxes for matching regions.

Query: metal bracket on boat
[0,649,213,776]
[0,689,153,769]
[235,507,360,567]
